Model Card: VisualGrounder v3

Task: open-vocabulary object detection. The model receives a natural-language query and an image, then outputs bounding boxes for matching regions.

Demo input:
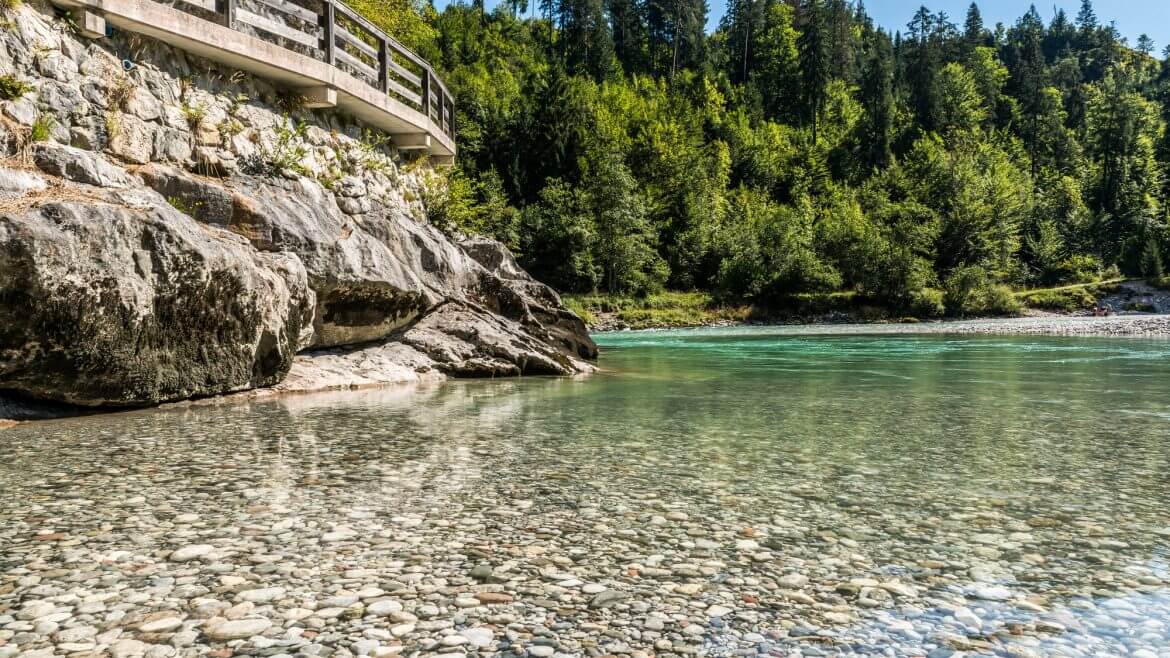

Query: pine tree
[963,3,985,49]
[1140,236,1164,278]
[858,29,894,168]
[560,0,614,79]
[608,0,648,73]
[721,0,763,83]
[798,0,829,144]
[1137,35,1155,57]
[647,0,708,77]
[1076,0,1097,31]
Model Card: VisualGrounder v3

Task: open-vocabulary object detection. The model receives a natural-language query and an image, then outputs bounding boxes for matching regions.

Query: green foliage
[347,0,437,56]
[166,195,204,217]
[239,119,309,177]
[346,0,1170,316]
[29,113,54,142]
[1049,254,1108,285]
[944,266,1024,317]
[0,75,31,100]
[1020,286,1099,312]
[180,102,206,129]
[107,75,136,111]
[564,291,751,329]
[1140,237,1165,278]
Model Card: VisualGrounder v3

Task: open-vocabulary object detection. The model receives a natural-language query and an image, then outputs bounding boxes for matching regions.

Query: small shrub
[275,90,308,113]
[220,119,244,140]
[1021,287,1097,312]
[105,112,122,142]
[944,266,1023,317]
[29,113,55,142]
[239,118,309,177]
[107,74,136,111]
[2,0,21,12]
[1048,254,1106,285]
[907,287,946,318]
[1139,238,1164,279]
[166,196,203,216]
[0,74,32,100]
[181,102,206,129]
[562,297,597,326]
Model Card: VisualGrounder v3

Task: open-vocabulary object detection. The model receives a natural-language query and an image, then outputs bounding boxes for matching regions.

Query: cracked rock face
[0,2,595,414]
[0,200,314,407]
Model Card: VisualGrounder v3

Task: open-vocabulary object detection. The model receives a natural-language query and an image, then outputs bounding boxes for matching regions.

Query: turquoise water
[3,327,1170,655]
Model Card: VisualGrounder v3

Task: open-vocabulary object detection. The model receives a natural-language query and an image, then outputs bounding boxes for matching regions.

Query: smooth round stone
[169,544,213,562]
[367,600,403,616]
[582,584,607,595]
[528,646,555,657]
[238,587,285,603]
[110,639,147,658]
[352,639,380,656]
[138,616,183,632]
[204,618,272,640]
[54,626,98,643]
[16,602,54,620]
[390,623,415,637]
[462,627,494,648]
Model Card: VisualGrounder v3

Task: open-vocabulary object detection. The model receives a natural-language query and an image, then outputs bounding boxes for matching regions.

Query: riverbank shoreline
[570,279,1170,332]
[594,313,1170,338]
[6,312,1168,428]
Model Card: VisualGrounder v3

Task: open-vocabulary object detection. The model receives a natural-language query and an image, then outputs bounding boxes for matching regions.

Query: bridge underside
[54,0,456,160]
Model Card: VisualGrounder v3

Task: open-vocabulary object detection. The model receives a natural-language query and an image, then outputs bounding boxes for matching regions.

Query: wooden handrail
[175,0,455,141]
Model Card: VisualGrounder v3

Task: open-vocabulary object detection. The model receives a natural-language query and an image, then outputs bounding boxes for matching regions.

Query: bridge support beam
[301,86,337,109]
[393,134,430,151]
[77,9,107,38]
[430,154,454,166]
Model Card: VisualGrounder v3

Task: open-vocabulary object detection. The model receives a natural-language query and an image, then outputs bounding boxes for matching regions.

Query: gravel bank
[602,314,1170,339]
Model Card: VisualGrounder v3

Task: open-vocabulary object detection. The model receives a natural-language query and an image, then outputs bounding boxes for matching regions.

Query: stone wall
[0,1,596,416]
[0,0,426,210]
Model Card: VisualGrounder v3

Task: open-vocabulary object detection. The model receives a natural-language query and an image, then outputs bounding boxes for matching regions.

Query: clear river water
[3,326,1170,657]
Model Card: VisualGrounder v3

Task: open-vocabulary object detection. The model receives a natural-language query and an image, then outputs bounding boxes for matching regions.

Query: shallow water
[3,327,1170,657]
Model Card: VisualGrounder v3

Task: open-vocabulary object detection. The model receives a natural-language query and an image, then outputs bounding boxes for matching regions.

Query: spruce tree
[797,0,829,144]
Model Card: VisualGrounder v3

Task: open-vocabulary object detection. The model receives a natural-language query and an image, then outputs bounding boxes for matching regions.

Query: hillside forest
[368,0,1170,316]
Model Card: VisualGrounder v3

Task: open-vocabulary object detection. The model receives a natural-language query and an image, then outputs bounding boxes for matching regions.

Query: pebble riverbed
[3,331,1170,658]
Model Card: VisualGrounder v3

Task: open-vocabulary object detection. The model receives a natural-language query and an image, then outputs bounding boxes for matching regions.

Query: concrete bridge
[53,0,456,162]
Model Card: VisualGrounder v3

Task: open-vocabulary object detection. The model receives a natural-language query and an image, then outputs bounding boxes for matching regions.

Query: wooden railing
[166,0,455,140]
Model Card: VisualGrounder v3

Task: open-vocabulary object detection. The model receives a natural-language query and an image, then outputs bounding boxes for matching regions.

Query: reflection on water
[2,328,1170,656]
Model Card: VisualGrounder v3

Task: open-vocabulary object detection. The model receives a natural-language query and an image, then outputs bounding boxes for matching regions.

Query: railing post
[378,37,389,95]
[420,69,430,116]
[219,0,235,28]
[320,0,335,65]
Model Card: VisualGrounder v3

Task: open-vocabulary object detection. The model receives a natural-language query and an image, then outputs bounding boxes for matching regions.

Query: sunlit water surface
[4,326,1170,656]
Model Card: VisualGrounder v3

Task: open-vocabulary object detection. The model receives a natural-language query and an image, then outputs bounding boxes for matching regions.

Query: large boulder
[401,301,579,377]
[0,200,314,406]
[461,237,598,361]
[225,176,481,348]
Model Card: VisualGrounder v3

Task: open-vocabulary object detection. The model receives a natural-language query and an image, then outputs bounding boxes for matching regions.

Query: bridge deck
[55,0,455,160]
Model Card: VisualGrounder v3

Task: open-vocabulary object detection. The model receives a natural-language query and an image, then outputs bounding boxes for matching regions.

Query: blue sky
[861,2,1170,53]
[441,0,1170,54]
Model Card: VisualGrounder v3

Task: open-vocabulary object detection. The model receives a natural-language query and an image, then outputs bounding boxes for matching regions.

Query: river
[2,326,1170,657]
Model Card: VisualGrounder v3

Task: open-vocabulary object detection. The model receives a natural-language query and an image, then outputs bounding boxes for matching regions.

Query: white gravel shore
[604,314,1170,339]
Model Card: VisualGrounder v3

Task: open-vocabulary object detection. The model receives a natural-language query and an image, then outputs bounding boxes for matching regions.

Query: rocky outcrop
[0,192,314,406]
[0,3,595,415]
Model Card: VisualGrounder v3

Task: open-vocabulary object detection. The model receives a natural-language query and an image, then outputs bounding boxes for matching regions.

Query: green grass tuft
[0,74,32,100]
[29,113,55,142]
